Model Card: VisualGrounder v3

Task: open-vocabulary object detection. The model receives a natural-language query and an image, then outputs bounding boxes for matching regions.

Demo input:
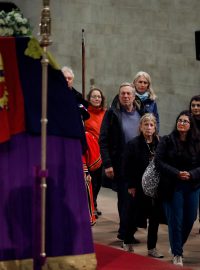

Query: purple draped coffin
[0,134,96,269]
[0,36,96,269]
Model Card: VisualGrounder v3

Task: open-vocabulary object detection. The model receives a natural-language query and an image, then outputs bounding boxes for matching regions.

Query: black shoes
[94,208,102,219]
[117,234,124,241]
[96,208,102,216]
[117,234,140,244]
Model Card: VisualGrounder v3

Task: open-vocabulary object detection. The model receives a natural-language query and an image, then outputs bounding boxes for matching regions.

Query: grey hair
[61,66,75,78]
[139,113,158,135]
[119,82,135,95]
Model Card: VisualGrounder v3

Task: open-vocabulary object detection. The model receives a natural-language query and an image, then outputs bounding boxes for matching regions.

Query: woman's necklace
[145,140,155,160]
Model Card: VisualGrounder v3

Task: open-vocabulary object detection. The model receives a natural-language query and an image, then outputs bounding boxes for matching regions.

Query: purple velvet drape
[0,133,94,261]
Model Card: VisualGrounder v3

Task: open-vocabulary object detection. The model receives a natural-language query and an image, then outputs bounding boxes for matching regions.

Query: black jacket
[123,134,163,226]
[123,134,160,190]
[155,133,200,200]
[99,95,144,180]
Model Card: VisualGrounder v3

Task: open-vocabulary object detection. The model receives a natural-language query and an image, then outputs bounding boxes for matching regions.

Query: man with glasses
[99,82,144,243]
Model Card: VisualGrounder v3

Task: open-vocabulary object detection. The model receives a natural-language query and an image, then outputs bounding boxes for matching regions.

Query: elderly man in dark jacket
[99,82,144,241]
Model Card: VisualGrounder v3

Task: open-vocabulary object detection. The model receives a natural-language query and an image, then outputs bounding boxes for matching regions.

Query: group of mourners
[62,66,200,267]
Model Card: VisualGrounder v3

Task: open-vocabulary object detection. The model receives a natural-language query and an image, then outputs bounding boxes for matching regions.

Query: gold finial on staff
[39,0,52,47]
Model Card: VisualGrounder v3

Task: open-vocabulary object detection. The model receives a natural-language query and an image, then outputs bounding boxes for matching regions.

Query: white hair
[61,66,75,78]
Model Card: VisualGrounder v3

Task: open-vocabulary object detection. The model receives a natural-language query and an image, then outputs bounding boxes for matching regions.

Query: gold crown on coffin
[0,52,8,110]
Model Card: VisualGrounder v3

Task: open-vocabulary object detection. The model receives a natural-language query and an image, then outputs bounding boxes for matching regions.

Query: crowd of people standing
[62,66,200,267]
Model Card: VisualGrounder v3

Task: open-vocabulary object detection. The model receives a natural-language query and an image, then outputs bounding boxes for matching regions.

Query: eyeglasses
[177,119,190,125]
[90,95,102,99]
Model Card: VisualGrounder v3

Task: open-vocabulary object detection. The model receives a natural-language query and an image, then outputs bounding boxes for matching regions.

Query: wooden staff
[82,29,86,99]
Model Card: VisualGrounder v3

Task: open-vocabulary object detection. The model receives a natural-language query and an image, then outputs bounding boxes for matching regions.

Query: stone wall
[12,0,200,134]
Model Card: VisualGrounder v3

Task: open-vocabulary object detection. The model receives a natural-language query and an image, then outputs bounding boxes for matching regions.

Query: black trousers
[90,166,103,209]
[199,195,200,222]
[124,194,160,250]
[117,181,129,237]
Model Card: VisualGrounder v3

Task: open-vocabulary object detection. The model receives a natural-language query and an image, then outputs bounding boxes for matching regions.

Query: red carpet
[95,243,192,270]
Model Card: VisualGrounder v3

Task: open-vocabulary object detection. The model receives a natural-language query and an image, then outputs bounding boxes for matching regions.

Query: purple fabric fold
[0,133,94,261]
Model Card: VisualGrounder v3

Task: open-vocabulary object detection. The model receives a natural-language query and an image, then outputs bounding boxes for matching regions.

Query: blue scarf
[136,91,149,101]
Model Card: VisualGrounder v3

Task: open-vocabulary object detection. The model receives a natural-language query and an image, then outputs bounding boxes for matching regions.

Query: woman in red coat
[85,87,106,217]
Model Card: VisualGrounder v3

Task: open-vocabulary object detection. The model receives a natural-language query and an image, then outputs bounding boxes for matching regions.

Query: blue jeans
[164,182,199,256]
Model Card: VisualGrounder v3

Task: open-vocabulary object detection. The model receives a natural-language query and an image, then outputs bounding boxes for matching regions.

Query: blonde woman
[133,71,159,130]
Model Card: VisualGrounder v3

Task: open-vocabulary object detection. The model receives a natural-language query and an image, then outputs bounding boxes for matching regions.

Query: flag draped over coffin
[0,36,86,142]
[0,37,96,270]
